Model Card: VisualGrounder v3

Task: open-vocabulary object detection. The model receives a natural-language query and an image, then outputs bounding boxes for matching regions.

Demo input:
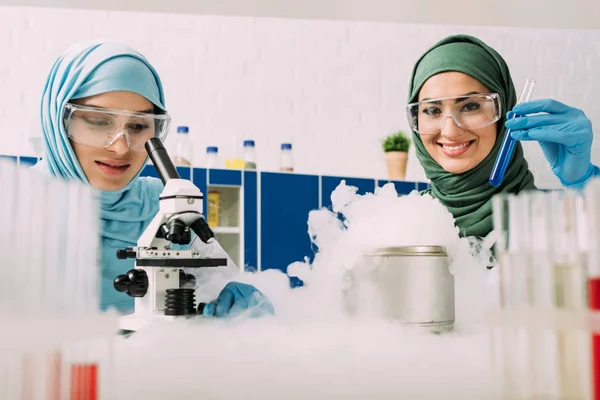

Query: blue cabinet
[260,173,319,274]
[321,176,376,208]
[243,171,258,272]
[0,155,17,164]
[208,169,242,186]
[376,179,422,195]
[0,155,38,167]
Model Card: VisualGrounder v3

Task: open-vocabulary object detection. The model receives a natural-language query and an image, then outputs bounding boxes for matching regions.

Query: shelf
[207,186,240,228]
[208,169,242,186]
[212,226,240,234]
[205,183,242,269]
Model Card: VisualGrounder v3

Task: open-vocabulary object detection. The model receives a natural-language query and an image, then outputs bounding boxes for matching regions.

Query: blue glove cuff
[559,164,599,191]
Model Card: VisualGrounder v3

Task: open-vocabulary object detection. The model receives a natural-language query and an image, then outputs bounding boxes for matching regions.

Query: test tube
[491,190,591,399]
[492,193,532,309]
[550,190,590,399]
[586,180,600,400]
[0,161,18,313]
[490,193,533,398]
[506,193,535,398]
[489,78,537,187]
[527,191,561,398]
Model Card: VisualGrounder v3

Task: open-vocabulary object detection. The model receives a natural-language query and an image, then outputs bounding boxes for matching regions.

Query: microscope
[113,138,227,332]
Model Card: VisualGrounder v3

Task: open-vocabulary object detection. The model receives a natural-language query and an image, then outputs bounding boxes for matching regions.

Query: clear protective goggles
[63,103,171,152]
[406,93,502,135]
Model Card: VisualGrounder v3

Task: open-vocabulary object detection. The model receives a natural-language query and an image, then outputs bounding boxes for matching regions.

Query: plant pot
[385,151,408,180]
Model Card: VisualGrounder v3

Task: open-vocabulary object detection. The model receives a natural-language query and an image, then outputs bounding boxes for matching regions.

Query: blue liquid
[489,117,518,187]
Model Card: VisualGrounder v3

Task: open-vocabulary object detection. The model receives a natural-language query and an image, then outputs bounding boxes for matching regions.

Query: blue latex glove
[202,282,275,318]
[507,99,597,190]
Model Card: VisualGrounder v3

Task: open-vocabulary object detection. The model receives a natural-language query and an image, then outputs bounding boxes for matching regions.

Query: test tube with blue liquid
[489,79,537,187]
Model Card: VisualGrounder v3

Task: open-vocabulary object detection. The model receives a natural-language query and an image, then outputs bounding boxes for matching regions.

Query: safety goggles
[63,103,171,152]
[406,93,502,135]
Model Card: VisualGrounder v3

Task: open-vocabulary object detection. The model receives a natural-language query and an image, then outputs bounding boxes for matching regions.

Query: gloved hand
[201,282,274,318]
[507,99,596,190]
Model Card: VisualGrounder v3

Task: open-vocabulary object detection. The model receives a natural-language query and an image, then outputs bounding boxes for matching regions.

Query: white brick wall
[1,6,599,188]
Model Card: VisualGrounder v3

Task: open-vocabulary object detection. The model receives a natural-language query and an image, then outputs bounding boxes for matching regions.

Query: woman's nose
[106,133,130,155]
[439,115,465,139]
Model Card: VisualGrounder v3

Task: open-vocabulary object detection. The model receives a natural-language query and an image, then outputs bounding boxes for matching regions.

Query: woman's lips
[437,140,474,157]
[95,161,131,177]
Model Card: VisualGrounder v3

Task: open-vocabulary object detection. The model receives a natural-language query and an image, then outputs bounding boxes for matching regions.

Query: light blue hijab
[37,41,167,310]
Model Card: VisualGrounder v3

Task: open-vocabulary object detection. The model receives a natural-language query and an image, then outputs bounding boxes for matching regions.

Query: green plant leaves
[383,131,411,152]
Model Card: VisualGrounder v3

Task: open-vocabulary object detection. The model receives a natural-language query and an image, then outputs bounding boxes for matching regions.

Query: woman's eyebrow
[420,91,482,104]
[455,91,481,102]
[82,104,155,113]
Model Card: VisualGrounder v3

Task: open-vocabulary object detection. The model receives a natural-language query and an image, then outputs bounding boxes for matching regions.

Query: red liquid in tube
[589,278,600,400]
[70,364,98,400]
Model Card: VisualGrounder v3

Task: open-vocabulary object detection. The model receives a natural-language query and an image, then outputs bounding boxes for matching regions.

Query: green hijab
[408,34,536,238]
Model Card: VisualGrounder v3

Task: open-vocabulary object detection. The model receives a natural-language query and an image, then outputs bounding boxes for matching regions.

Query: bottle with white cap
[280,143,294,172]
[244,140,256,170]
[206,146,219,169]
[172,126,193,166]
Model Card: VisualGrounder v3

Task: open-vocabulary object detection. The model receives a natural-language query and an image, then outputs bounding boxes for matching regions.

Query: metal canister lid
[363,245,447,257]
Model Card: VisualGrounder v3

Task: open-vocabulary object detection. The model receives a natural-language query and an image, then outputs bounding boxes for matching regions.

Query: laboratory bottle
[172,126,193,166]
[280,143,294,172]
[206,146,219,169]
[244,140,257,170]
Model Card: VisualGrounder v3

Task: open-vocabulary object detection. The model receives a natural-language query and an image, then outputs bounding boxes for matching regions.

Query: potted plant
[382,130,411,180]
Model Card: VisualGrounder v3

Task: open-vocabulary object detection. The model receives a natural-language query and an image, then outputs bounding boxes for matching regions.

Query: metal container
[345,245,455,333]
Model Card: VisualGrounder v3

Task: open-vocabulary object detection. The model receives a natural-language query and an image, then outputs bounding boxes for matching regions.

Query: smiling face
[417,72,497,174]
[68,91,154,191]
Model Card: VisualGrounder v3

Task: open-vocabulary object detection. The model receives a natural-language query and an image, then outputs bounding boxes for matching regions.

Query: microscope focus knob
[116,247,137,260]
[179,270,197,288]
[113,269,149,297]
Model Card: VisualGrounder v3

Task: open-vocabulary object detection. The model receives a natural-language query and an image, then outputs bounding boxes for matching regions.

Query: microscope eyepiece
[145,138,180,184]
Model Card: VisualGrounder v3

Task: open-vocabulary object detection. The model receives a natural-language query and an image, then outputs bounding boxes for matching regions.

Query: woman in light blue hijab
[37,41,273,317]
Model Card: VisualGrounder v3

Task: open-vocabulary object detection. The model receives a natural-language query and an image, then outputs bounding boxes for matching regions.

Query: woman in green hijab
[408,34,598,238]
